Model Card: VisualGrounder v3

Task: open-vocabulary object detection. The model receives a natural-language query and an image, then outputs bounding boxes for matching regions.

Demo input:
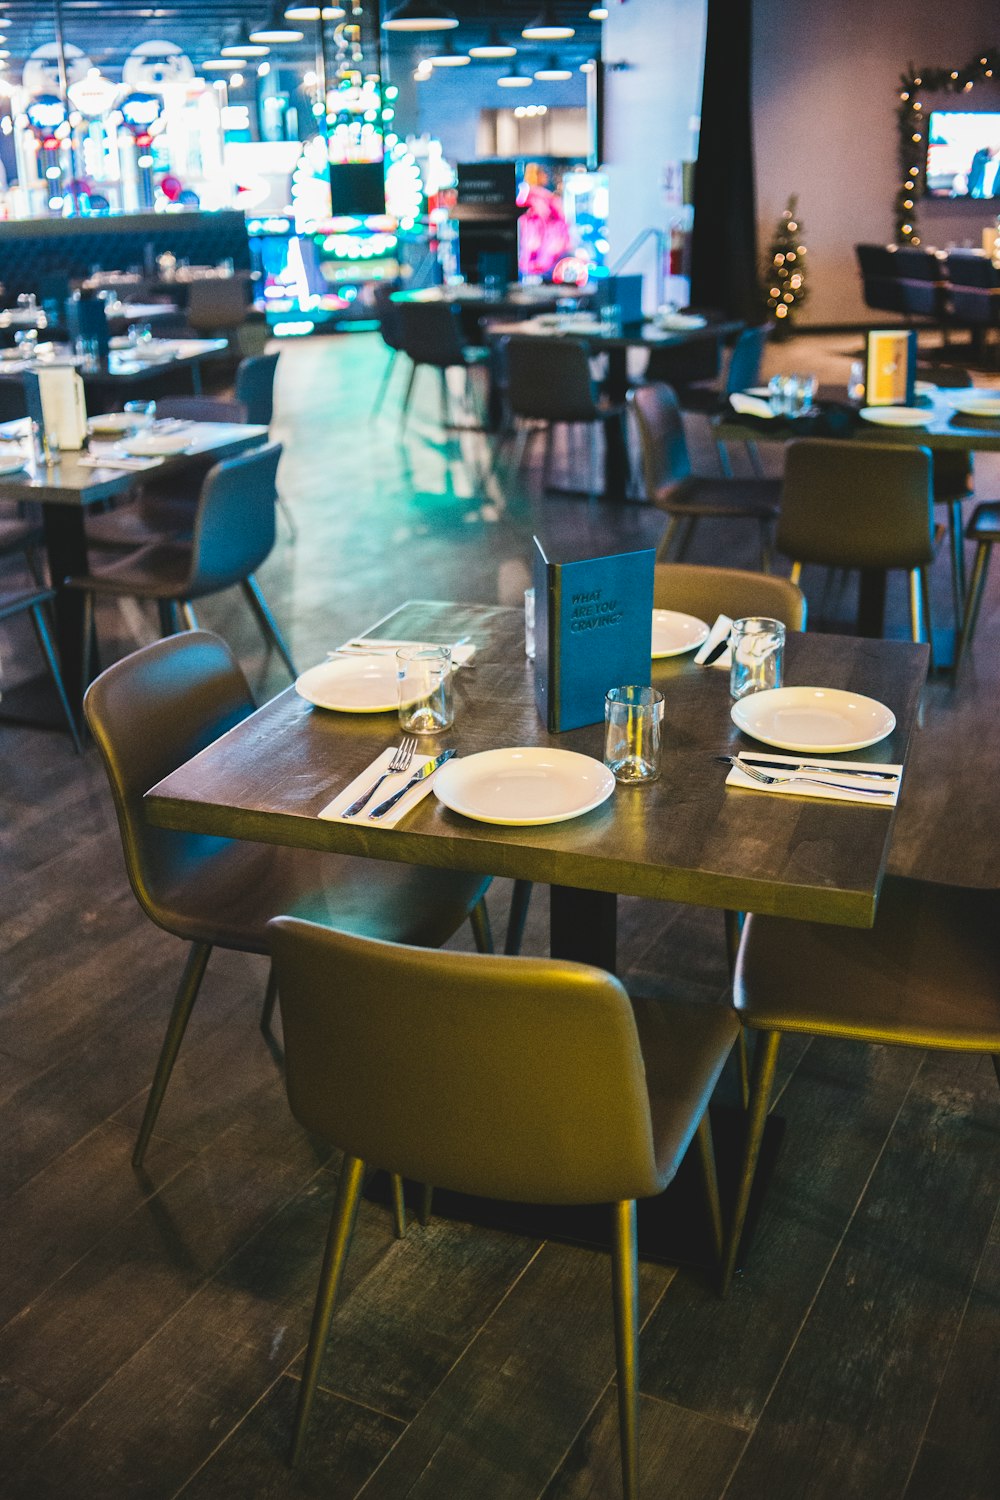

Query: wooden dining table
[145,599,929,974]
[0,418,268,730]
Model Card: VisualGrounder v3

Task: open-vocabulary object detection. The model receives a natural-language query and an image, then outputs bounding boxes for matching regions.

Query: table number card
[533,535,654,732]
[865,329,916,406]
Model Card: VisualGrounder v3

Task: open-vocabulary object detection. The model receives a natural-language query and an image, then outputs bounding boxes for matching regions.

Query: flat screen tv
[328,161,385,216]
[926,111,1000,198]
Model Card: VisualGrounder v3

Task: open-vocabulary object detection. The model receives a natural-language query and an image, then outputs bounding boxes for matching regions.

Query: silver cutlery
[368,748,457,820]
[329,634,473,662]
[720,758,894,797]
[342,736,417,818]
[717,755,899,783]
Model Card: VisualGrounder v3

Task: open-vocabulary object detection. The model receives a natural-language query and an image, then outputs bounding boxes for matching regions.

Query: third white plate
[858,406,928,428]
[651,608,710,658]
[433,747,615,826]
[731,686,896,753]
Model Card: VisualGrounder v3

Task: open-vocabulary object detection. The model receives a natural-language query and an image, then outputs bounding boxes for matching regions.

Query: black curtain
[690,0,761,321]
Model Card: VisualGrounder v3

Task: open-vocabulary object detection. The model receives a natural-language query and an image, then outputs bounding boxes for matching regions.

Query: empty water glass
[124,399,157,427]
[847,360,866,402]
[787,373,817,416]
[730,617,785,700]
[604,685,664,784]
[397,645,454,733]
[768,373,792,415]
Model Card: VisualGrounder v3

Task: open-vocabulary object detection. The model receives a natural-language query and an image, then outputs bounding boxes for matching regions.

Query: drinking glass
[730,617,785,700]
[524,587,536,660]
[600,303,622,334]
[124,399,157,428]
[847,360,866,402]
[787,373,817,416]
[768,373,791,415]
[604,686,664,784]
[397,645,454,733]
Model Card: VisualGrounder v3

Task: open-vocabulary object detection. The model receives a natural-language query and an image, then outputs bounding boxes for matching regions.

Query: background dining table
[145,599,928,974]
[0,338,229,404]
[0,418,268,730]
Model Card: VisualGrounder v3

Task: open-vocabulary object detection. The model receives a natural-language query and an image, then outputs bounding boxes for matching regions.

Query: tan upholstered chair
[83,632,493,1170]
[653,562,806,630]
[722,877,1000,1295]
[269,917,739,1497]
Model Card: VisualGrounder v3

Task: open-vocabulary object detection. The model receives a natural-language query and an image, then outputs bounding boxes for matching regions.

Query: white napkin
[729,393,775,420]
[656,311,708,330]
[726,752,901,806]
[79,451,163,471]
[693,613,733,670]
[318,746,442,826]
[334,637,476,668]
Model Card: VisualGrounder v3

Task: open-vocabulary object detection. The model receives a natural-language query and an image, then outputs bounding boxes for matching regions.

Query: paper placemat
[318,746,443,827]
[726,752,901,806]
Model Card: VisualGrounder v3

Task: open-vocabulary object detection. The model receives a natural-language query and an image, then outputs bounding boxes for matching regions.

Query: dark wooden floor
[1,331,997,1499]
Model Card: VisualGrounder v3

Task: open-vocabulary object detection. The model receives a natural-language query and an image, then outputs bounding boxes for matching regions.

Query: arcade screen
[329,162,385,216]
[926,111,1000,198]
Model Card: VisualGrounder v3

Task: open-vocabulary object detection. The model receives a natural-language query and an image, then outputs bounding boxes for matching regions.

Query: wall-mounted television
[926,111,1000,198]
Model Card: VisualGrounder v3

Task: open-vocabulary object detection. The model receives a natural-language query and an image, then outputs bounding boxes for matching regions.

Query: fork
[732,761,894,797]
[342,736,417,818]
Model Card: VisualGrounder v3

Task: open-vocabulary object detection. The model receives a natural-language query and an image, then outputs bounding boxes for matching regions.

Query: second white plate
[296,656,401,713]
[433,747,615,826]
[651,608,710,658]
[951,395,1000,418]
[731,686,896,753]
[858,406,928,427]
[121,430,191,456]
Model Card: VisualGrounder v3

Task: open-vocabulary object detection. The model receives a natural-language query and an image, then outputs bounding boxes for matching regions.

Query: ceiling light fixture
[469,26,516,59]
[249,5,304,43]
[426,36,470,66]
[498,63,532,87]
[221,30,270,57]
[534,54,571,80]
[381,1,458,31]
[522,5,575,41]
[589,6,608,18]
[284,4,345,18]
[201,58,242,70]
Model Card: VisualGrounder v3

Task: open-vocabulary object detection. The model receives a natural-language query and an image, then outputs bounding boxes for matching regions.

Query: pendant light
[381,1,458,30]
[284,5,346,17]
[522,5,575,41]
[534,54,572,80]
[222,29,271,58]
[249,5,304,43]
[469,27,516,59]
[498,63,532,88]
[426,36,471,66]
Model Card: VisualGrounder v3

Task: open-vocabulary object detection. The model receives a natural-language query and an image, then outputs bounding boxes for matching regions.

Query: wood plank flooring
[1,329,997,1498]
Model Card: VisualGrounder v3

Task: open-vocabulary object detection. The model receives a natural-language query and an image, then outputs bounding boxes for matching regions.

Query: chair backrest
[188,441,282,594]
[629,384,692,495]
[398,299,467,367]
[153,396,246,424]
[185,276,248,332]
[83,631,255,936]
[268,917,663,1205]
[855,244,908,314]
[504,336,601,422]
[372,281,405,353]
[945,251,996,289]
[724,325,771,395]
[234,352,279,425]
[778,438,935,570]
[643,336,721,389]
[653,562,807,630]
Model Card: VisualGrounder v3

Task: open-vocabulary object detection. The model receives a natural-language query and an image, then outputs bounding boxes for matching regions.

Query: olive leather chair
[69,442,297,683]
[83,632,493,1170]
[777,439,936,656]
[630,387,781,568]
[722,876,1000,1295]
[268,916,739,1497]
[653,561,806,630]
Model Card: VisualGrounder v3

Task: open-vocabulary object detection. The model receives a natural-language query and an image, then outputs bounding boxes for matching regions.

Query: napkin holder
[23,367,88,451]
[533,535,654,732]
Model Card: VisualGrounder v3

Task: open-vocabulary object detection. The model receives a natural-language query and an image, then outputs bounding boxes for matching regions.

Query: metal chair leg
[240,576,297,678]
[948,499,967,625]
[372,349,397,418]
[276,494,298,541]
[676,515,700,560]
[400,362,418,427]
[992,1054,1000,1093]
[504,878,533,955]
[720,1029,782,1296]
[418,1182,434,1226]
[954,541,992,681]
[81,590,95,702]
[716,438,734,477]
[610,1199,640,1500]
[29,600,82,753]
[469,898,494,953]
[179,600,199,631]
[695,1111,725,1265]
[655,515,684,563]
[723,910,750,1109]
[746,439,764,478]
[390,1172,407,1238]
[133,940,212,1168]
[919,567,935,675]
[759,520,774,574]
[260,965,278,1035]
[438,368,451,429]
[789,560,803,586]
[290,1154,365,1466]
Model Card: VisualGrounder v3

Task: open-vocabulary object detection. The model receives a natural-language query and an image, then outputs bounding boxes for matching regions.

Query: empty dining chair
[268,916,738,1495]
[953,500,1000,679]
[630,384,780,568]
[501,335,628,500]
[68,442,297,682]
[371,282,407,417]
[184,276,249,338]
[653,561,806,629]
[680,324,772,475]
[0,584,81,753]
[777,438,935,655]
[397,299,489,428]
[234,352,280,426]
[83,631,494,1170]
[722,876,1000,1296]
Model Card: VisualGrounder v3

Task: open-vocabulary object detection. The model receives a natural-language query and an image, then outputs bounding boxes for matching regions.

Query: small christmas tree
[764,195,808,332]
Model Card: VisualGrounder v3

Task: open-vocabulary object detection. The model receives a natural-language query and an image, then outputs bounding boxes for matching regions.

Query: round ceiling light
[534,55,572,81]
[249,5,304,43]
[426,37,470,66]
[498,65,533,88]
[469,27,516,59]
[381,1,458,31]
[522,5,575,41]
[284,5,346,18]
[221,29,270,57]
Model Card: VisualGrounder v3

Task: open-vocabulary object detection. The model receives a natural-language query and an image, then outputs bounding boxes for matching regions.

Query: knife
[368,749,457,819]
[700,635,731,666]
[715,755,899,782]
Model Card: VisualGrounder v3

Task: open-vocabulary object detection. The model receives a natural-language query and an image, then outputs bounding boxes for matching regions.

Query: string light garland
[895,49,999,245]
[764,194,808,330]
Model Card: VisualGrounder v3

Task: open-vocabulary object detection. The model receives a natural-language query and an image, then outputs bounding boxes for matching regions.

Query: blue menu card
[533,535,654,732]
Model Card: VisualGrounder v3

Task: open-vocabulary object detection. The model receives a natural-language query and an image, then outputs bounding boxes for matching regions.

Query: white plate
[951,396,1000,418]
[295,656,402,713]
[0,456,25,475]
[651,608,710,658]
[858,406,928,427]
[433,747,616,826]
[120,431,191,456]
[731,686,896,753]
[88,412,139,435]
